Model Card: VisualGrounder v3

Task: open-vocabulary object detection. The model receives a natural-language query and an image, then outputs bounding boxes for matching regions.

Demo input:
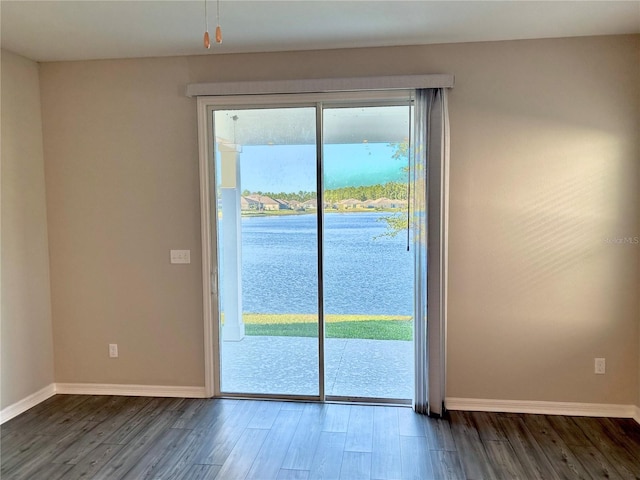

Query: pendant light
[203,0,222,48]
[203,0,210,48]
[215,0,223,43]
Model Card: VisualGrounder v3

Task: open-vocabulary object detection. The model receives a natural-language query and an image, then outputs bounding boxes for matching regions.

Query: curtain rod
[185,74,454,97]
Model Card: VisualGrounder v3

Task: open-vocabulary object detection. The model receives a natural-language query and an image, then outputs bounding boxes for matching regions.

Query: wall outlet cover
[595,358,605,374]
[170,249,191,264]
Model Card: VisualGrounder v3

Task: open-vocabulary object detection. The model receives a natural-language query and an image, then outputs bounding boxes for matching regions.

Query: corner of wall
[1,48,55,411]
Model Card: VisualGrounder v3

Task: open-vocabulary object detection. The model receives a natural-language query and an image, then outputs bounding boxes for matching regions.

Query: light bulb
[215,25,222,44]
[204,31,211,49]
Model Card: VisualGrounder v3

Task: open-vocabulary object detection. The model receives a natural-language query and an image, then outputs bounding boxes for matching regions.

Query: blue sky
[238,143,407,193]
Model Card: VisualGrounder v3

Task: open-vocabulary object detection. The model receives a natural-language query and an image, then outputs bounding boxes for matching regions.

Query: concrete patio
[220,336,413,399]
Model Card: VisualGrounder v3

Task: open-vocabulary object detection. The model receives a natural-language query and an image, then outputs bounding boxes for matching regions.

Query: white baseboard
[0,384,56,424]
[446,397,637,419]
[54,383,207,398]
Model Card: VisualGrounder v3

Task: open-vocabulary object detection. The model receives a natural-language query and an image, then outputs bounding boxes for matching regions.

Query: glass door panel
[322,105,414,400]
[214,107,319,396]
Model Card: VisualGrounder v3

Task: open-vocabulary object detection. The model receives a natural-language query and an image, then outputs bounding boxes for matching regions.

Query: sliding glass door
[322,106,414,400]
[211,95,414,402]
[214,107,320,396]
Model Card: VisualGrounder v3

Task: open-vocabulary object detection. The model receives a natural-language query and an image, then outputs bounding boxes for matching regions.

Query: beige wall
[41,58,203,386]
[40,35,639,404]
[1,50,55,409]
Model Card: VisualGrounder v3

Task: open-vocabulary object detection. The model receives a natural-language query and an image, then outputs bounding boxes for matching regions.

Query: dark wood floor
[1,395,639,479]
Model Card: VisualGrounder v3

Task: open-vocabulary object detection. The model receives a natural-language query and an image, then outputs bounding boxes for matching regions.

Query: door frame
[197,91,414,399]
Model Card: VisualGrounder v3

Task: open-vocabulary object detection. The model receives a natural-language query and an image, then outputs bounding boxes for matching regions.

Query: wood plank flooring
[1,395,639,479]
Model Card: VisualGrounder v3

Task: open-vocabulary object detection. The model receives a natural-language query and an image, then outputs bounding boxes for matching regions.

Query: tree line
[243,181,408,203]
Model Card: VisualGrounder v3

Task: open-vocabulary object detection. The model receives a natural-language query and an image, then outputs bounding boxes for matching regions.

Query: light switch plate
[170,249,191,264]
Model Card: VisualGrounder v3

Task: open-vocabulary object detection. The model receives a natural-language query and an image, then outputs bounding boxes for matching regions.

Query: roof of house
[246,194,278,205]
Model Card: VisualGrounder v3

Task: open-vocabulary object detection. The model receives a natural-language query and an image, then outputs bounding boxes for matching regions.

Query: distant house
[246,194,280,211]
[240,196,260,211]
[371,197,407,209]
[302,198,317,210]
[339,198,363,209]
[259,196,280,211]
[288,200,308,211]
[274,199,292,210]
[363,199,378,209]
[371,197,392,208]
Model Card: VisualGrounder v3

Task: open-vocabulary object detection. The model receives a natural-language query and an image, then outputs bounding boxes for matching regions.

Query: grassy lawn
[240,314,412,341]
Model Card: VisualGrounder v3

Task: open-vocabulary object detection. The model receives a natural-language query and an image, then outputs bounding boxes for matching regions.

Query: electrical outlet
[109,344,118,358]
[595,357,605,374]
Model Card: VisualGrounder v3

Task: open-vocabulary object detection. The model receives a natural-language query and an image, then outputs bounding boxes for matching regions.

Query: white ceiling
[1,1,639,62]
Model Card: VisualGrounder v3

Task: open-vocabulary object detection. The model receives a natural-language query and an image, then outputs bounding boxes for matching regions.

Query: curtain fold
[413,88,450,416]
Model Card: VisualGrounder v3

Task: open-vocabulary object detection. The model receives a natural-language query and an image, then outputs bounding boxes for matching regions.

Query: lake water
[240,212,414,315]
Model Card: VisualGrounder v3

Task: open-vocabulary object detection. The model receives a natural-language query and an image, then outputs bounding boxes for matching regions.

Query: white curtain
[413,88,450,416]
